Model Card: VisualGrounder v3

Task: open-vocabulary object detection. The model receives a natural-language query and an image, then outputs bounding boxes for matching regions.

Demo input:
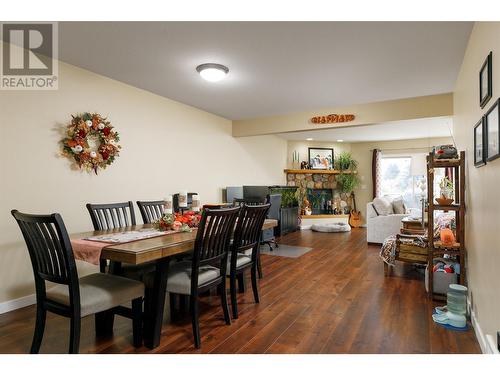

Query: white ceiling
[58,22,472,120]
[277,117,454,143]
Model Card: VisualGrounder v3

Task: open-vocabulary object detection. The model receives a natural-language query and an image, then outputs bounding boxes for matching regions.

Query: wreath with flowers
[61,112,121,174]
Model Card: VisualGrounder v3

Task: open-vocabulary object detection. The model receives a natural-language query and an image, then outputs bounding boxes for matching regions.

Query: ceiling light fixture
[196,63,229,82]
[306,138,314,141]
[337,139,344,142]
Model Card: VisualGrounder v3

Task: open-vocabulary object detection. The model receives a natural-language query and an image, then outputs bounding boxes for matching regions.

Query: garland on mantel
[61,112,121,174]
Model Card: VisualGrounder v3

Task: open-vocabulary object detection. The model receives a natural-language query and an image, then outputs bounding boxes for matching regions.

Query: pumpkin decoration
[440,228,456,246]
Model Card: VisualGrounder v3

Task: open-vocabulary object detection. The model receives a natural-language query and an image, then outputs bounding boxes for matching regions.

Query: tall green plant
[336,173,360,193]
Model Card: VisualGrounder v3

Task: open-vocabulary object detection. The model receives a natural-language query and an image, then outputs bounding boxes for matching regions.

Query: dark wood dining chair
[136,200,165,224]
[232,197,268,279]
[86,201,136,231]
[11,210,145,353]
[163,206,240,348]
[86,201,145,273]
[228,204,270,319]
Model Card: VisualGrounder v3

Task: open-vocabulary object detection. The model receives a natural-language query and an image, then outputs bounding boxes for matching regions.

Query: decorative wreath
[61,112,121,174]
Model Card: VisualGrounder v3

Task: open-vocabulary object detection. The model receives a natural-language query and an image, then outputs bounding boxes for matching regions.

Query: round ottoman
[311,223,351,233]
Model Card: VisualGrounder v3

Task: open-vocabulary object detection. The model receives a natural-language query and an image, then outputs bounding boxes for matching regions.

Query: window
[380,154,445,209]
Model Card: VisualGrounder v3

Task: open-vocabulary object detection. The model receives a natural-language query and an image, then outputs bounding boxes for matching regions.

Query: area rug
[260,244,313,258]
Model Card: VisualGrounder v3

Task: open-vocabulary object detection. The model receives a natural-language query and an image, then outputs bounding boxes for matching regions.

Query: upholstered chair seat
[165,261,221,295]
[227,253,252,269]
[47,273,144,317]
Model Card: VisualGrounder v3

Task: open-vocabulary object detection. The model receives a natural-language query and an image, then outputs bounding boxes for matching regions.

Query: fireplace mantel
[284,169,356,174]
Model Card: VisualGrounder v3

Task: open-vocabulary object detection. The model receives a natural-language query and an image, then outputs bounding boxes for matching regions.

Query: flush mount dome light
[196,63,229,82]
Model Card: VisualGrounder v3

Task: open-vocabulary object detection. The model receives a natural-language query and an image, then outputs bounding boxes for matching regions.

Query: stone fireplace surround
[286,171,351,205]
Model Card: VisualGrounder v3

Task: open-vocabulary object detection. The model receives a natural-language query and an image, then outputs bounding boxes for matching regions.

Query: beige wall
[0,61,287,305]
[233,94,453,137]
[453,22,500,348]
[287,137,452,223]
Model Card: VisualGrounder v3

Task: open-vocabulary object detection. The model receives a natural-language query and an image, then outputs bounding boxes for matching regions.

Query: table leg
[144,257,170,349]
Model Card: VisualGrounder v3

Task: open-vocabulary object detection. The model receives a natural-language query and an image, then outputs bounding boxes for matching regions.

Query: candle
[178,191,188,208]
[164,195,173,214]
[192,194,200,212]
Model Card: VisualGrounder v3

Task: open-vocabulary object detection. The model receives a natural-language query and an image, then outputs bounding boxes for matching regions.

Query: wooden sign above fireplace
[310,114,355,124]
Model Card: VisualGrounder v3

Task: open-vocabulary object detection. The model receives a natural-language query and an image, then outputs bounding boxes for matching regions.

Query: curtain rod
[369,146,435,152]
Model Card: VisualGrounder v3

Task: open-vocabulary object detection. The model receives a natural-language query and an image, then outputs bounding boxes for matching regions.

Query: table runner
[72,229,177,265]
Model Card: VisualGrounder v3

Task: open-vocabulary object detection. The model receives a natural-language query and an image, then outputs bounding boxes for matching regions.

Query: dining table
[71,219,278,349]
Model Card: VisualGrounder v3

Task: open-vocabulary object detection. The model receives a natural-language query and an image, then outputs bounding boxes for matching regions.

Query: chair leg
[251,265,260,303]
[169,293,176,322]
[219,283,231,325]
[229,275,238,319]
[30,305,46,354]
[95,309,114,336]
[179,294,188,313]
[190,294,201,349]
[69,315,81,354]
[237,273,246,293]
[132,297,143,348]
[257,254,263,279]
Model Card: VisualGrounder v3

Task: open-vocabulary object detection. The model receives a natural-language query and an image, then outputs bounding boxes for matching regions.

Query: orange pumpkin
[440,228,455,246]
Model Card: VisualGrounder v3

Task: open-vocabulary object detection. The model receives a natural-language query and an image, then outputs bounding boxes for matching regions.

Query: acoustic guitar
[349,192,362,228]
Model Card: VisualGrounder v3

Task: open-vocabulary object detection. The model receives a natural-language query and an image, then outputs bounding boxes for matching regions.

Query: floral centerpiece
[153,211,202,232]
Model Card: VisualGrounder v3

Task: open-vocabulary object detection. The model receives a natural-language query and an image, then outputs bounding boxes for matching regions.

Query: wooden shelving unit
[426,151,466,299]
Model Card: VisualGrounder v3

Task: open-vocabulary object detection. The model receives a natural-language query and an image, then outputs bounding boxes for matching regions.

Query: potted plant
[436,176,454,205]
[335,152,358,171]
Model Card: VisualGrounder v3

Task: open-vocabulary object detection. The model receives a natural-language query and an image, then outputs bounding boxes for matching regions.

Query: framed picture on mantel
[308,147,334,170]
[480,52,492,108]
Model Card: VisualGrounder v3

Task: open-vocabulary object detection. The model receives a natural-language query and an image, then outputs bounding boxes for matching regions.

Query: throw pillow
[372,197,394,216]
[392,197,406,214]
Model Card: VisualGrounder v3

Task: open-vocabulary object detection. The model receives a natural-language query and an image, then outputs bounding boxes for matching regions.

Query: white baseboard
[469,301,499,354]
[0,294,36,315]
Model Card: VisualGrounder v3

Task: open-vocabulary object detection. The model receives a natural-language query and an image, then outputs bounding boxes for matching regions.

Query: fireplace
[307,188,334,214]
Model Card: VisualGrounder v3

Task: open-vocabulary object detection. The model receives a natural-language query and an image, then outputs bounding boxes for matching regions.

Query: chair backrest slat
[136,200,165,224]
[86,201,136,230]
[232,204,271,263]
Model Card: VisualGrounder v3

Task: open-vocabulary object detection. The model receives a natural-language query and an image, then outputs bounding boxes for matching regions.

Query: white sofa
[366,201,409,244]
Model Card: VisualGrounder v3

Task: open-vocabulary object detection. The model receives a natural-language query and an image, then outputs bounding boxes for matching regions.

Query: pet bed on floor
[311,223,351,233]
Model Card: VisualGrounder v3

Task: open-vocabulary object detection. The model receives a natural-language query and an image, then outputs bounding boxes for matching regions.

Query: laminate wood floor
[0,228,480,354]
